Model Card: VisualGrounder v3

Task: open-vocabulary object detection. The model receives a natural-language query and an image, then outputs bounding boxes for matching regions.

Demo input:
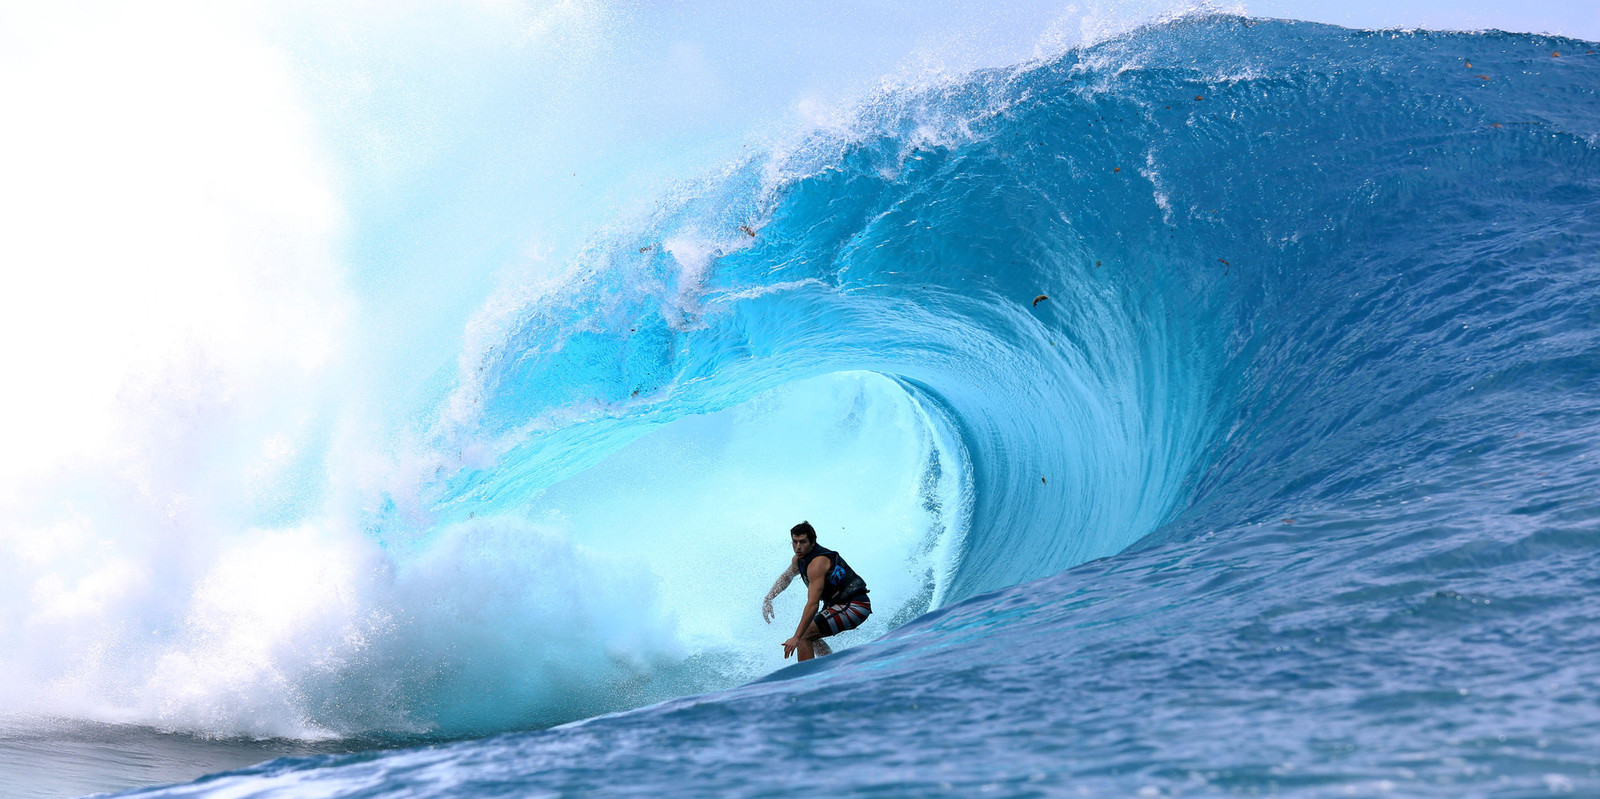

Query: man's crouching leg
[799,621,827,662]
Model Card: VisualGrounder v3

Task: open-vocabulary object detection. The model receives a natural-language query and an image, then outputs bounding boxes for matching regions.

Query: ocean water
[5,12,1600,798]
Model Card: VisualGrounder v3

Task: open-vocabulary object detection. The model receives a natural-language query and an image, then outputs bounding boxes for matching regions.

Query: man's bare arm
[762,556,800,623]
[783,557,829,658]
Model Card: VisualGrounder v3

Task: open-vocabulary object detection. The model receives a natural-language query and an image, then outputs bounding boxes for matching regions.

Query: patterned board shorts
[814,597,872,637]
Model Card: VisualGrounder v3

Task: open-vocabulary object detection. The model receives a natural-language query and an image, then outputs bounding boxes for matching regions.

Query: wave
[3,13,1598,751]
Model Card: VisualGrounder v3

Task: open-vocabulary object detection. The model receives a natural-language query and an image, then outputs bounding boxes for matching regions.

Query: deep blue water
[92,14,1600,797]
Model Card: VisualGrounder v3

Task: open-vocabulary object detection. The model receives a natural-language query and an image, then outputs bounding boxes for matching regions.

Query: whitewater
[3,5,1600,798]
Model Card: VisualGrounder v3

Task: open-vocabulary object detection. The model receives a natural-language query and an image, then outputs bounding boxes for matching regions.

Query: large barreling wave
[7,15,1600,795]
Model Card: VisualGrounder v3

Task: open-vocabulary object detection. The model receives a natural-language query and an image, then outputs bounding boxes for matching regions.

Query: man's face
[790,534,814,557]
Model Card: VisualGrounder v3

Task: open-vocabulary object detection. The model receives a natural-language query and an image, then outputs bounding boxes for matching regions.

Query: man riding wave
[762,521,871,661]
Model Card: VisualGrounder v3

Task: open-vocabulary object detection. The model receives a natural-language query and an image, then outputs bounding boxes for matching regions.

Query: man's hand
[782,637,801,658]
[762,598,775,624]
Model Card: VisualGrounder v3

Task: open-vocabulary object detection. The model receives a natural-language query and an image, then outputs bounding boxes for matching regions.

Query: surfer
[762,521,871,661]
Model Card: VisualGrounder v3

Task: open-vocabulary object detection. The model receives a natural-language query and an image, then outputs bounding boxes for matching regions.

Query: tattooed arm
[762,555,800,623]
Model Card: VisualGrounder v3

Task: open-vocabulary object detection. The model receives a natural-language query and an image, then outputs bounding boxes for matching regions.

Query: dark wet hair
[790,521,817,542]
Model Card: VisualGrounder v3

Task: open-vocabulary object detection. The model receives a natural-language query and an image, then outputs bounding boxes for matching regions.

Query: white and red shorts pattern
[814,597,872,637]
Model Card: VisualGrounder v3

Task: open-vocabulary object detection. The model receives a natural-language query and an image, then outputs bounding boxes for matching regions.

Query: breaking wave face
[4,12,1600,753]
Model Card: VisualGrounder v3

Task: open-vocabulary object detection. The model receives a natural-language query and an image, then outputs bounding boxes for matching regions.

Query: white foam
[0,368,958,739]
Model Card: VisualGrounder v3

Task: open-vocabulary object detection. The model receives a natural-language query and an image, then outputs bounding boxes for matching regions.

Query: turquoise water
[9,13,1600,798]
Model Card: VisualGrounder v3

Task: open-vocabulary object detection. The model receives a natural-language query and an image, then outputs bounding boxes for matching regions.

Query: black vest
[798,544,869,605]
